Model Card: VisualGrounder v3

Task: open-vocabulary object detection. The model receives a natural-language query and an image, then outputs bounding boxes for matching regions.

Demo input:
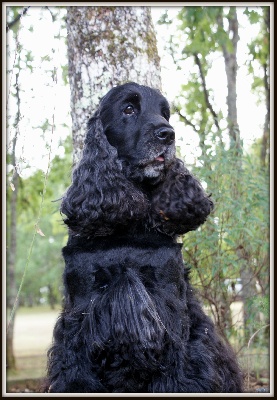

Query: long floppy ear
[150,159,214,235]
[61,113,148,236]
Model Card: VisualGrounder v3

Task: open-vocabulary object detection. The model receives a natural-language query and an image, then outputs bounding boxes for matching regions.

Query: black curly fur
[46,82,243,393]
[61,114,149,236]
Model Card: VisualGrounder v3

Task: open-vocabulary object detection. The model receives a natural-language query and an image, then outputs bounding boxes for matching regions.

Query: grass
[6,305,60,382]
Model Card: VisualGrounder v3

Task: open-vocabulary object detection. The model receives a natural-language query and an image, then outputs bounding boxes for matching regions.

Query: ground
[6,305,270,394]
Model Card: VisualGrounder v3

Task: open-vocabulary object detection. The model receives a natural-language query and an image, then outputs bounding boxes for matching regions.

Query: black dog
[46,82,243,393]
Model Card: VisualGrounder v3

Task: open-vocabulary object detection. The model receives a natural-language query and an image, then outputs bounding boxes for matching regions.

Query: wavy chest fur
[62,231,190,375]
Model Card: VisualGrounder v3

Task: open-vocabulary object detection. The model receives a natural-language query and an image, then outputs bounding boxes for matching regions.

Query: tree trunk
[218,7,241,150]
[66,6,161,162]
[6,167,18,369]
[261,7,270,168]
[6,74,20,371]
[261,64,270,168]
[218,8,258,341]
[47,285,56,310]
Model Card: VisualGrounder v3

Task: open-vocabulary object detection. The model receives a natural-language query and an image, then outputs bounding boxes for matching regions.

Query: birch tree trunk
[6,156,18,370]
[66,6,161,162]
[6,73,20,371]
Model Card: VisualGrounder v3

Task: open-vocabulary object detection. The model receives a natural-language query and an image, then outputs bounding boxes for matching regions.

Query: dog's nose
[155,127,175,145]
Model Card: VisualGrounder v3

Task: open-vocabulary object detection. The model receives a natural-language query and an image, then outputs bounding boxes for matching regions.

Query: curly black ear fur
[61,113,149,236]
[150,159,214,235]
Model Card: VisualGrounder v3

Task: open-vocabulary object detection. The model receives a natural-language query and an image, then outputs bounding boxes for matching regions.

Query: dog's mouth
[153,150,174,167]
[124,150,175,185]
[149,154,166,170]
[138,152,165,168]
[154,154,165,163]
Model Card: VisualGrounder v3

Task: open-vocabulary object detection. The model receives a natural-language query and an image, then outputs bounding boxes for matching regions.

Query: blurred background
[5,5,270,393]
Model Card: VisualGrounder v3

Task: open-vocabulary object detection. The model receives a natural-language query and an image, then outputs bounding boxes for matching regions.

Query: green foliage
[6,6,28,35]
[175,7,233,59]
[244,7,270,96]
[244,8,261,24]
[159,6,269,343]
[6,5,71,311]
[61,65,69,85]
[157,10,172,25]
[182,141,269,344]
[161,6,237,152]
[254,295,270,321]
[10,135,73,307]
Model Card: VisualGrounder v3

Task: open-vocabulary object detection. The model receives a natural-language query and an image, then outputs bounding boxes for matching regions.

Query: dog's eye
[124,105,135,115]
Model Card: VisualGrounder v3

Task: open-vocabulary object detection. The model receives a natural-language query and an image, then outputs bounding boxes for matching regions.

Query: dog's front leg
[46,312,107,393]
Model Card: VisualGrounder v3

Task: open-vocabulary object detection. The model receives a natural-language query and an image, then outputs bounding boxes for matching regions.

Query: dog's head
[90,82,176,185]
[61,82,212,236]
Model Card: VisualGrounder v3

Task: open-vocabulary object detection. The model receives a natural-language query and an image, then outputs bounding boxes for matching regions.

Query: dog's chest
[63,238,185,299]
[61,235,190,385]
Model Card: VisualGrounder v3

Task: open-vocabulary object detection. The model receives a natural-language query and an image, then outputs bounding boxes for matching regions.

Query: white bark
[66,6,161,162]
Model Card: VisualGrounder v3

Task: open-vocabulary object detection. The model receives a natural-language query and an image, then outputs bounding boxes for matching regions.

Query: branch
[216,12,229,62]
[193,53,220,130]
[228,7,239,51]
[248,324,270,349]
[6,6,30,32]
[44,6,56,22]
[173,103,200,134]
[217,8,239,68]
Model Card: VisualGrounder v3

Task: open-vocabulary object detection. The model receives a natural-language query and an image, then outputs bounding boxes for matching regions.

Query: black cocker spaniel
[46,82,243,393]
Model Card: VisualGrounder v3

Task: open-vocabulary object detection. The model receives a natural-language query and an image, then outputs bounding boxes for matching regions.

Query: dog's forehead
[104,83,169,108]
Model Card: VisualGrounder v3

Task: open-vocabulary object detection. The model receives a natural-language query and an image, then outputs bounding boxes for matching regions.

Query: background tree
[14,136,73,308]
[217,7,240,150]
[6,72,20,370]
[66,6,161,162]
[6,6,26,369]
[6,5,69,371]
[159,6,270,345]
[245,6,270,169]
